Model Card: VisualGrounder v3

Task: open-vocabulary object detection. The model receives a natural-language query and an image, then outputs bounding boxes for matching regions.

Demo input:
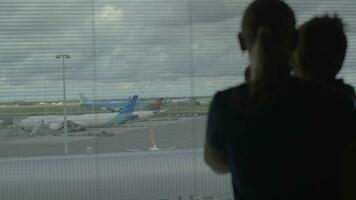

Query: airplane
[80,93,165,118]
[79,94,127,111]
[79,94,145,111]
[0,149,233,200]
[19,95,138,131]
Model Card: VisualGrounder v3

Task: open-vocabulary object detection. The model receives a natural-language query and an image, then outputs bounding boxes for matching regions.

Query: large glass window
[0,0,246,158]
[0,0,355,199]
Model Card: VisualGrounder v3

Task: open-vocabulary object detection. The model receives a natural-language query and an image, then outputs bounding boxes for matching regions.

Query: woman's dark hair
[241,0,297,108]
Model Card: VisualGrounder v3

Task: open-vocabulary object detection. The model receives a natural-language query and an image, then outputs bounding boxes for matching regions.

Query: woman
[205,0,355,199]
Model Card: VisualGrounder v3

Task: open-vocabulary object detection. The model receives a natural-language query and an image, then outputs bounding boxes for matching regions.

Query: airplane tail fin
[119,95,138,114]
[107,95,138,125]
[79,94,89,104]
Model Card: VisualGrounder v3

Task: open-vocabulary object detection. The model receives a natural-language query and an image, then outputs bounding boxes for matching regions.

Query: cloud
[0,0,356,101]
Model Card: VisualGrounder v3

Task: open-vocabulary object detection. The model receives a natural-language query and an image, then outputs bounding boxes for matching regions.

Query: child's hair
[297,15,347,80]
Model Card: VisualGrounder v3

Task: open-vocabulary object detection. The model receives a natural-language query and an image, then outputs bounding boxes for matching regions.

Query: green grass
[0,103,90,116]
[163,105,209,114]
[151,105,208,118]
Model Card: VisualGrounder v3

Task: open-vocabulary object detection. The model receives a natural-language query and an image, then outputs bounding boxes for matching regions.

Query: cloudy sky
[0,0,355,101]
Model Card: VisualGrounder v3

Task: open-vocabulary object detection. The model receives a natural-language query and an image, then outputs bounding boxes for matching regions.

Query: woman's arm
[204,143,229,174]
[204,92,230,174]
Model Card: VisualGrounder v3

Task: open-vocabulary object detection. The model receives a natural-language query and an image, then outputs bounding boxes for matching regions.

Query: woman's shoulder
[213,83,249,111]
[214,84,248,100]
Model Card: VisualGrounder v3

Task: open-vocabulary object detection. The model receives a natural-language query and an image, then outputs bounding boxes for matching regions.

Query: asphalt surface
[0,149,233,200]
[0,116,207,158]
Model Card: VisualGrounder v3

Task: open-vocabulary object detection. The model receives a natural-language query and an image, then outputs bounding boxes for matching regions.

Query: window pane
[0,0,355,199]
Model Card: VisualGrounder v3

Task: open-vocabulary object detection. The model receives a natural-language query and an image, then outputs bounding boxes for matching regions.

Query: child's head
[294,15,347,80]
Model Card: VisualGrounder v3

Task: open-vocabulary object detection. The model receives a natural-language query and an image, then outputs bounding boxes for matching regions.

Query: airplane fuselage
[19,112,119,130]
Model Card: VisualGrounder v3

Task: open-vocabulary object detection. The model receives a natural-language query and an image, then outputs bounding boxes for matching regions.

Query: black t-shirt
[325,79,355,101]
[206,77,356,200]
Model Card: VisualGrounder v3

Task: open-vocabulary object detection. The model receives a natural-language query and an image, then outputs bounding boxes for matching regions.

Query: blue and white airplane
[19,96,138,131]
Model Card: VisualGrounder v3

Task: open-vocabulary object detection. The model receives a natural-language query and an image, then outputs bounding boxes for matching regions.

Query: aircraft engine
[49,122,63,131]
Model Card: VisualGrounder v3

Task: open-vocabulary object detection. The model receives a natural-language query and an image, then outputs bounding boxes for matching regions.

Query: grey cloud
[1,0,356,100]
[0,0,244,87]
[117,0,240,26]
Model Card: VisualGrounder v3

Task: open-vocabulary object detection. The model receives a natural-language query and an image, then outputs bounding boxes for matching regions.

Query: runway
[0,116,207,158]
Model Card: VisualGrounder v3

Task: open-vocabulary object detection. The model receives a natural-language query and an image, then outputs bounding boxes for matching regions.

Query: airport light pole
[56,54,71,155]
[44,77,48,116]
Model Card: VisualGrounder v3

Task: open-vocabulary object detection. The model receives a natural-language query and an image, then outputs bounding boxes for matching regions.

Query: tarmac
[0,116,207,158]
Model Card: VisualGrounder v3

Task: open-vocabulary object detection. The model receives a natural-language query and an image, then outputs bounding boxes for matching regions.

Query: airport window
[0,0,355,199]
